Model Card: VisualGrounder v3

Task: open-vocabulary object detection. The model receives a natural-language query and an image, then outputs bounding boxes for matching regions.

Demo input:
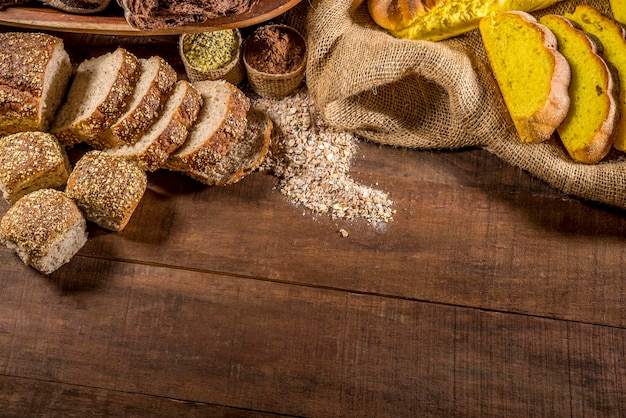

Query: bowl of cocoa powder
[243,24,307,98]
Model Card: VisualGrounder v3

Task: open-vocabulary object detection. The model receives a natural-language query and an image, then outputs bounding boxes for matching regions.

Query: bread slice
[566,5,626,152]
[0,188,88,275]
[0,131,71,205]
[540,14,618,164]
[106,80,203,171]
[51,47,140,149]
[165,80,250,172]
[65,150,147,232]
[184,107,272,186]
[610,0,626,25]
[479,11,571,144]
[0,32,72,135]
[100,56,178,148]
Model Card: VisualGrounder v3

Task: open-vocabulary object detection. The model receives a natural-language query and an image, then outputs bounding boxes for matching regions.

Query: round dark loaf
[41,0,111,14]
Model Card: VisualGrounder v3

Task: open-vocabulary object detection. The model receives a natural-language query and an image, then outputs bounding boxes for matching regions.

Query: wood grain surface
[1,7,626,417]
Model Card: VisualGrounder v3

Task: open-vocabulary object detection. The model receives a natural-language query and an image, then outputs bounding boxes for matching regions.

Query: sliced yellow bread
[540,14,618,164]
[479,11,571,143]
[610,0,626,25]
[566,5,626,151]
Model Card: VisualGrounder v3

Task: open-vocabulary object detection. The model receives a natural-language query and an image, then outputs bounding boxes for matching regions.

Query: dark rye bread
[51,47,140,149]
[0,32,72,136]
[165,80,250,172]
[106,80,202,172]
[42,0,111,13]
[185,107,272,186]
[118,0,258,30]
[0,188,88,275]
[101,56,177,148]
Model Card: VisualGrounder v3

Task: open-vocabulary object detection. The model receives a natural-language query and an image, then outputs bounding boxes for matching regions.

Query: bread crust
[101,56,177,147]
[0,32,72,135]
[51,48,140,148]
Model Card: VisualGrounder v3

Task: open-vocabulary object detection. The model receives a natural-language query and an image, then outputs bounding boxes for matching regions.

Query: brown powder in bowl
[244,25,306,74]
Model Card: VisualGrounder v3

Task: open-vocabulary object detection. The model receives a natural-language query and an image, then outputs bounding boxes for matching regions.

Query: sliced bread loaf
[65,150,147,232]
[106,80,203,171]
[610,0,626,25]
[0,188,88,275]
[51,47,140,149]
[0,131,71,205]
[165,80,250,172]
[479,11,571,143]
[566,5,626,151]
[540,14,618,164]
[0,32,72,135]
[184,107,272,186]
[100,56,177,148]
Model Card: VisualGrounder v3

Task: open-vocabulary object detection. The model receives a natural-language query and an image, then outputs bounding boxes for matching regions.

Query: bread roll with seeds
[0,188,88,275]
[165,80,250,172]
[0,32,72,136]
[0,131,71,205]
[65,150,147,232]
[183,107,272,186]
[106,80,202,171]
[51,47,140,149]
[101,56,178,148]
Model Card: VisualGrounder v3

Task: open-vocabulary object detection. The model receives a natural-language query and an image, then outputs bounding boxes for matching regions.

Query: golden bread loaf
[610,0,626,25]
[367,0,565,41]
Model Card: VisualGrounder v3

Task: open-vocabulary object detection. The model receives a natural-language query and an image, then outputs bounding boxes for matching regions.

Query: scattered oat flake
[251,87,394,225]
[339,229,349,238]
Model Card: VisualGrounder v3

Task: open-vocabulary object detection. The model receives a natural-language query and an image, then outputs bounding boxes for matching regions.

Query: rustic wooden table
[1,11,626,417]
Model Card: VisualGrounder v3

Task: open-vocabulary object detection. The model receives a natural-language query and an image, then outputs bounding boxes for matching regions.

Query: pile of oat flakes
[252,88,395,225]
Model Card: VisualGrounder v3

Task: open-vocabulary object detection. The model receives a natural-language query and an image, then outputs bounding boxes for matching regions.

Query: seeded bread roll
[540,14,618,164]
[479,11,571,143]
[42,0,111,14]
[51,47,140,149]
[0,189,88,275]
[65,150,147,231]
[165,80,250,172]
[0,131,71,205]
[106,80,203,171]
[0,32,72,136]
[184,107,272,186]
[101,56,178,148]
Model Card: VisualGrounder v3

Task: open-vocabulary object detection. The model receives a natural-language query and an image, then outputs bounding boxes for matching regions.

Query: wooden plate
[0,0,302,36]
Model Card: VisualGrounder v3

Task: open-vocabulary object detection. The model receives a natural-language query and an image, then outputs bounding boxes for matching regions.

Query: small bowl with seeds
[179,29,245,85]
[243,24,307,99]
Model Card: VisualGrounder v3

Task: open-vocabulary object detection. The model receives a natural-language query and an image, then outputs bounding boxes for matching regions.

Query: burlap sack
[302,0,626,209]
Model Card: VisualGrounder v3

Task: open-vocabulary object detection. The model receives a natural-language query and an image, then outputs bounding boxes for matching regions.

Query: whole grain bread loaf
[0,32,72,136]
[479,11,571,144]
[540,14,618,164]
[165,80,250,172]
[0,131,71,204]
[51,47,140,149]
[101,56,177,147]
[184,107,272,186]
[118,0,258,30]
[42,0,111,14]
[0,188,88,275]
[106,80,202,171]
[65,150,147,231]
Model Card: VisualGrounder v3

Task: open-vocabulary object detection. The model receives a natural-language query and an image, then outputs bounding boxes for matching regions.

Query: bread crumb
[338,228,349,238]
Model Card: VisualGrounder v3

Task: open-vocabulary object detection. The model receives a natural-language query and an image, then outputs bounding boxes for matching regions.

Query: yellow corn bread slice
[566,5,626,151]
[610,0,626,25]
[540,14,618,164]
[479,11,570,143]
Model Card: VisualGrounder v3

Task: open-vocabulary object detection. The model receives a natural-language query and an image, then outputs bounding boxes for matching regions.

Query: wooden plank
[2,257,625,416]
[0,375,287,417]
[48,142,626,328]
